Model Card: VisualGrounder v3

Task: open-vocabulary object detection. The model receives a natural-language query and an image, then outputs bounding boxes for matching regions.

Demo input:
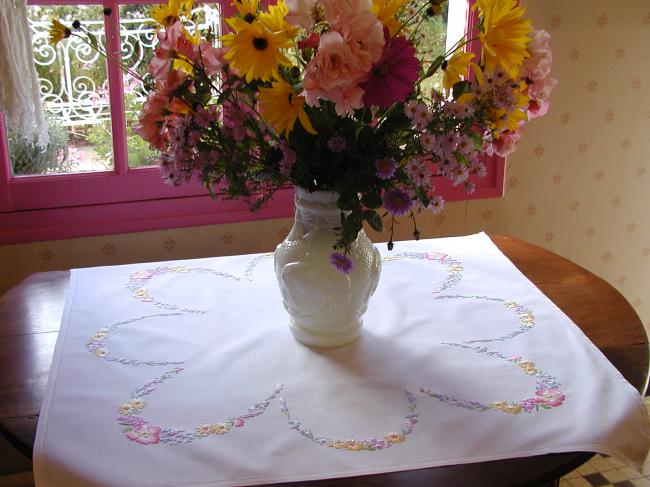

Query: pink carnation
[486,130,521,158]
[527,77,557,119]
[523,30,553,81]
[302,1,384,116]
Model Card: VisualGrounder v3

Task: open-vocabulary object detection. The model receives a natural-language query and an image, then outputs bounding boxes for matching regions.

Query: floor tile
[584,472,616,486]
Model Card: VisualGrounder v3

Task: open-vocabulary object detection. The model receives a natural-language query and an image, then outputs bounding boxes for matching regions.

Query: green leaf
[337,192,359,211]
[363,210,383,232]
[361,191,382,209]
[86,32,98,49]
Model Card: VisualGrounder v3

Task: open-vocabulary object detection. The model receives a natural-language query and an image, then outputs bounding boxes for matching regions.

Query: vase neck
[294,188,341,232]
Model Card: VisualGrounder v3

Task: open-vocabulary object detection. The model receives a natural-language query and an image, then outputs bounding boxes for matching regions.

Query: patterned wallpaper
[1,0,649,334]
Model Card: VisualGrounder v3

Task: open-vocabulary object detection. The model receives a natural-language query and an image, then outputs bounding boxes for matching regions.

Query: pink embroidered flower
[233,418,245,427]
[126,424,161,445]
[362,35,419,108]
[523,30,553,81]
[535,387,565,407]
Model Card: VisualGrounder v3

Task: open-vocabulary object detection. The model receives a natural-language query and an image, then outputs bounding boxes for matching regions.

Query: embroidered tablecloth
[34,232,650,486]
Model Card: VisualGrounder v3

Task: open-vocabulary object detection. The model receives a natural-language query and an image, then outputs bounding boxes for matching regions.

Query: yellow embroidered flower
[372,0,408,37]
[151,0,194,27]
[490,401,522,414]
[195,424,212,437]
[119,399,146,415]
[48,19,71,46]
[259,80,317,137]
[473,0,532,77]
[90,331,108,341]
[384,432,406,444]
[94,348,108,358]
[221,20,292,82]
[518,360,537,375]
[442,51,474,93]
[209,423,230,434]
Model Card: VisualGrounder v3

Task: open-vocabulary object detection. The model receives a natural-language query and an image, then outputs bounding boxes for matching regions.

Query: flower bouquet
[50,0,555,273]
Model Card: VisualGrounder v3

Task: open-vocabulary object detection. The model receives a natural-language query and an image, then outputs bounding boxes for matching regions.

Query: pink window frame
[0,0,503,245]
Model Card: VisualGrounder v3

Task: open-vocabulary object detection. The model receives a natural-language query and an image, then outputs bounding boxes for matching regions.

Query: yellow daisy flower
[221,20,292,82]
[442,51,475,92]
[48,18,71,46]
[258,1,299,38]
[259,80,317,137]
[372,0,408,37]
[234,0,260,23]
[473,0,532,77]
[151,0,194,27]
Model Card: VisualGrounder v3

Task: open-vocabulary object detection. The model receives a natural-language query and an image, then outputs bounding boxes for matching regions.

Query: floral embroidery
[118,369,283,446]
[85,314,185,366]
[433,295,536,343]
[279,390,418,451]
[82,251,566,450]
[420,344,565,414]
[382,251,464,294]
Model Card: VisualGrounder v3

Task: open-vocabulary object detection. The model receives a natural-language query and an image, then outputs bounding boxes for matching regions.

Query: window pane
[10,5,114,176]
[119,3,222,168]
[408,0,450,95]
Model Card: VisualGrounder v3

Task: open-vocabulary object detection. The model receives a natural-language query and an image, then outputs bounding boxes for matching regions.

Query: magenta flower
[383,188,413,216]
[375,156,396,179]
[362,35,420,108]
[330,252,354,274]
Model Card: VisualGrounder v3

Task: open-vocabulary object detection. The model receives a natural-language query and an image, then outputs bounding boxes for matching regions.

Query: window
[0,0,503,245]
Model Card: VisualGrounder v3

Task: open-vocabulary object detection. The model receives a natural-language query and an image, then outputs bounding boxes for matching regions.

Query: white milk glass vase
[274,187,382,348]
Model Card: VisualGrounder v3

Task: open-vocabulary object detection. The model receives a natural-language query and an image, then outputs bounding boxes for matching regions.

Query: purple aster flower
[330,252,354,274]
[375,156,396,179]
[326,135,346,153]
[382,188,413,216]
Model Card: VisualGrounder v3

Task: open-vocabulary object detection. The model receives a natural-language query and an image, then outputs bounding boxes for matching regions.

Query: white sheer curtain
[0,0,49,147]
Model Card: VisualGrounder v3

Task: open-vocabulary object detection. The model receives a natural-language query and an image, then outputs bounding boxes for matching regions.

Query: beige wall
[2,0,649,333]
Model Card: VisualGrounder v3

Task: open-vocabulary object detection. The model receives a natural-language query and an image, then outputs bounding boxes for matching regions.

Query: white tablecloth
[34,232,650,486]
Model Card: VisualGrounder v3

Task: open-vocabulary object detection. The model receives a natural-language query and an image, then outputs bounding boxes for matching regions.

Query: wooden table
[1,235,647,486]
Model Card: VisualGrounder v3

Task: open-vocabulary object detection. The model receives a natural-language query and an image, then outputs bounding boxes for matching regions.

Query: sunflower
[48,18,71,46]
[442,51,474,92]
[258,1,299,38]
[151,0,194,27]
[473,0,532,77]
[258,80,317,137]
[372,0,407,38]
[233,0,260,23]
[221,20,292,82]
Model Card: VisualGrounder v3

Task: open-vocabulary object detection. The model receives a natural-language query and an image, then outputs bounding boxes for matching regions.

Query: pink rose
[286,0,318,28]
[527,77,557,119]
[200,43,228,76]
[523,29,553,81]
[486,130,521,158]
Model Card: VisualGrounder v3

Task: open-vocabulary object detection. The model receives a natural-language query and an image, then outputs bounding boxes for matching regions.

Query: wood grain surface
[0,235,647,486]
